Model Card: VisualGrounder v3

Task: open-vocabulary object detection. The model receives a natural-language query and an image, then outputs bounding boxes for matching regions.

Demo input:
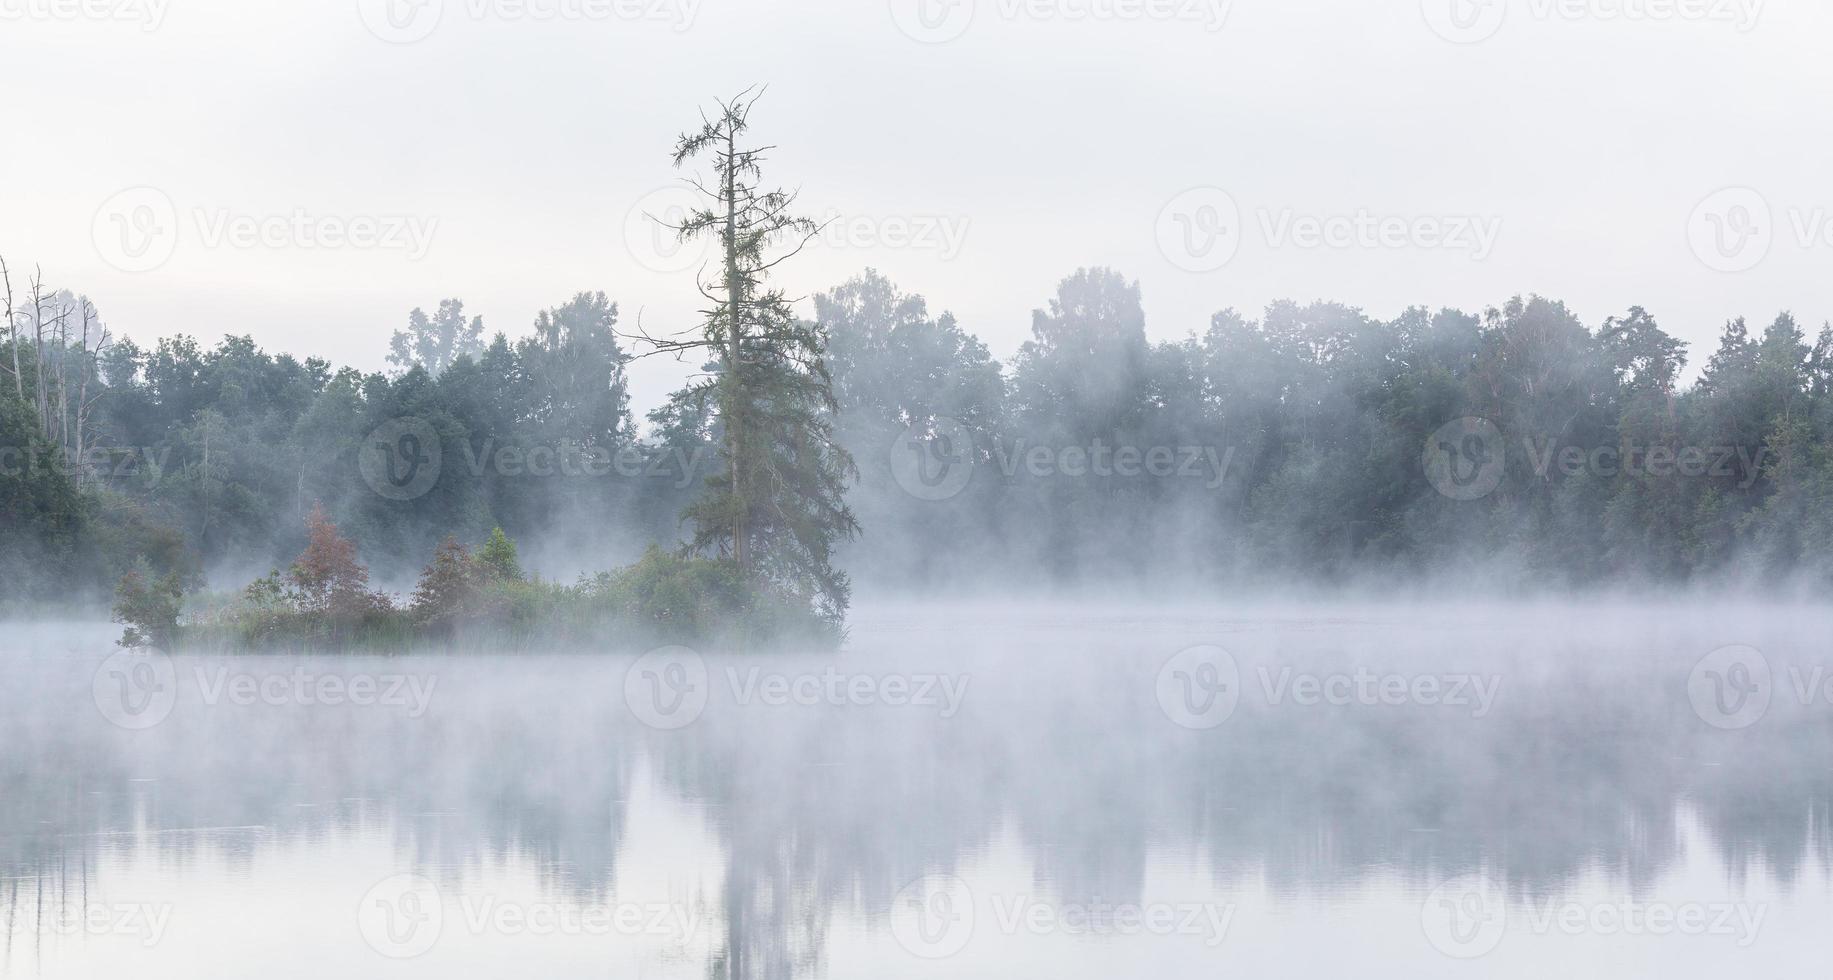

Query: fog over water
[9,2,1833,977]
[5,602,1829,977]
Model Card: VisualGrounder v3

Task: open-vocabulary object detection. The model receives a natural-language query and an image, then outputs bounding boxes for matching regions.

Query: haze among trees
[7,98,1833,641]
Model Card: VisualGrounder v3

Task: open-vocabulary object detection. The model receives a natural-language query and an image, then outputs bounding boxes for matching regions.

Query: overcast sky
[3,0,1828,413]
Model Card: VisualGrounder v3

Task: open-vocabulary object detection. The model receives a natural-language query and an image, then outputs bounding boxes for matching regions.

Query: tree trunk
[1,257,19,400]
[723,124,747,572]
[32,277,48,437]
[201,429,211,549]
[73,303,94,486]
[54,298,69,453]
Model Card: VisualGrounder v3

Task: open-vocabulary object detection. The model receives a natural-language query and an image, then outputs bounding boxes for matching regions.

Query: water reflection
[2,604,1830,977]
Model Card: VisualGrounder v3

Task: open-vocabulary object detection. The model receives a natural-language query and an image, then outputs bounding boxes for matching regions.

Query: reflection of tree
[656,693,1003,979]
[7,625,1833,978]
[0,647,641,914]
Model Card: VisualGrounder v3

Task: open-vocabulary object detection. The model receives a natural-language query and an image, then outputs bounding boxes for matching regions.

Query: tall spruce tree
[633,89,859,622]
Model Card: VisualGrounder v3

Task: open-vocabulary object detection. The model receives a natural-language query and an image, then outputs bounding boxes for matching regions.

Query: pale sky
[4,0,1829,413]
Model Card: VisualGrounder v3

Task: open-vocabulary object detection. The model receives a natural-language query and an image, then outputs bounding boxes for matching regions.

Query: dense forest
[7,260,1833,619]
[4,103,1832,643]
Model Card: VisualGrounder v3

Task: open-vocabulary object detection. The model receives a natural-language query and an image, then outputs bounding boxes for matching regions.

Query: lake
[2,601,1827,977]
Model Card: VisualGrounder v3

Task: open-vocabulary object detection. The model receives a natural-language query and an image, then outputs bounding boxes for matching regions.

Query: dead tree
[1,256,19,400]
[71,299,111,485]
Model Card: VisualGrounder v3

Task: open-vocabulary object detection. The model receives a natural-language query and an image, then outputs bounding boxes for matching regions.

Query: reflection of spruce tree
[630,89,858,624]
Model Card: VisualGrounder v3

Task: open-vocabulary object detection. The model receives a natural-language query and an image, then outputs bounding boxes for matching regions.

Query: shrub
[181,531,839,652]
[600,546,839,647]
[112,560,184,648]
[291,502,391,619]
[410,536,483,631]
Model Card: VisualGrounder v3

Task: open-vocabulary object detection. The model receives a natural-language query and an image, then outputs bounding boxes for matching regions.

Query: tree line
[10,263,1830,608]
[8,99,1833,621]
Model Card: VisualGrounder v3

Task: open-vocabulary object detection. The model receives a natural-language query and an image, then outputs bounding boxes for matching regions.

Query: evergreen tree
[478,526,522,582]
[632,90,859,622]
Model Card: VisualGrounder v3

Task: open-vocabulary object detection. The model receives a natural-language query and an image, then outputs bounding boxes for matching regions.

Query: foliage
[410,536,483,631]
[112,559,184,648]
[387,299,485,376]
[816,269,1833,593]
[184,529,833,651]
[596,545,838,646]
[182,506,398,647]
[477,526,522,582]
[0,390,87,606]
[290,502,392,618]
[19,145,1833,626]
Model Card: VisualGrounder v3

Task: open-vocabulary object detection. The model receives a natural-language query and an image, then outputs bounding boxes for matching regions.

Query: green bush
[111,560,185,648]
[595,546,840,647]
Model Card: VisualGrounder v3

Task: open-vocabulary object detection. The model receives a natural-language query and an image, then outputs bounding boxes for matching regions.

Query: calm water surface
[3,602,1829,977]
